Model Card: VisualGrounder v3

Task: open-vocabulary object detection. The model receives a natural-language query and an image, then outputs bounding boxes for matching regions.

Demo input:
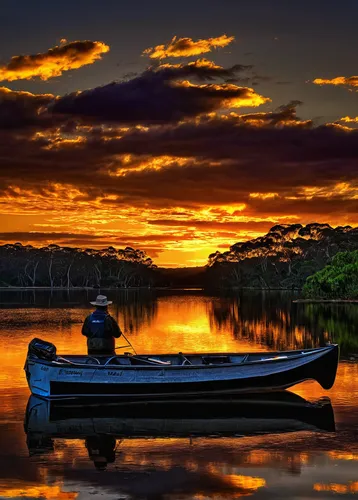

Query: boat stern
[315,344,339,390]
[24,357,52,398]
[24,338,57,398]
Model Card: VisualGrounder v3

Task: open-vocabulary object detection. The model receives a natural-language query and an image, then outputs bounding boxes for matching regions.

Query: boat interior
[28,338,332,368]
[51,349,317,367]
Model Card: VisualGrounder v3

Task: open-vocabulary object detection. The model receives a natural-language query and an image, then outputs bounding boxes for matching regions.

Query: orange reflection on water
[241,450,310,469]
[327,451,358,461]
[293,362,358,407]
[206,464,266,491]
[223,475,266,491]
[314,482,358,494]
[0,482,77,499]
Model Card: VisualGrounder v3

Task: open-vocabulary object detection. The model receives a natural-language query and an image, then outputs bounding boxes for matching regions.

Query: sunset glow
[313,76,358,88]
[143,34,235,59]
[0,40,109,81]
[0,4,357,267]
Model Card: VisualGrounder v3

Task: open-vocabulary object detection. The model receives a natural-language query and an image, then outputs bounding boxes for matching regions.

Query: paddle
[115,332,137,355]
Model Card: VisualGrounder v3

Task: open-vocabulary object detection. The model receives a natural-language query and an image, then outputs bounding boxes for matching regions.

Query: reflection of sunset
[327,452,358,461]
[293,362,358,406]
[207,464,266,491]
[314,482,358,494]
[4,293,354,499]
[2,294,358,393]
[0,483,77,499]
[223,475,265,491]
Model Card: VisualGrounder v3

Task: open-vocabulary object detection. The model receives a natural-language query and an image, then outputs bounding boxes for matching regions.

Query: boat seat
[201,355,231,365]
[129,356,171,366]
[148,358,171,365]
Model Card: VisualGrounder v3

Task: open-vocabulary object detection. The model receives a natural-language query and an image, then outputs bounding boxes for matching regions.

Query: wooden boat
[24,338,339,400]
[24,392,335,455]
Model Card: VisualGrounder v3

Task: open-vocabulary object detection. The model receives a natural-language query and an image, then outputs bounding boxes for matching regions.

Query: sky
[1,0,358,267]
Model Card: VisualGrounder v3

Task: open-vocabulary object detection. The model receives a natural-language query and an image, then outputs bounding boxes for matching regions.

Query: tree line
[205,223,358,290]
[0,243,156,288]
[1,223,357,290]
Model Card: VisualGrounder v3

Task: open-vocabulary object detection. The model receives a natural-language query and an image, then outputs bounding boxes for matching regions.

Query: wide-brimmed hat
[90,295,113,306]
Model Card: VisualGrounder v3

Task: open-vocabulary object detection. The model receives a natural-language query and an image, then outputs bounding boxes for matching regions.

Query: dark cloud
[107,112,358,171]
[0,232,180,258]
[0,75,357,238]
[0,40,109,82]
[147,219,273,232]
[0,86,54,129]
[233,101,310,126]
[155,59,253,81]
[115,233,187,242]
[0,232,105,242]
[0,105,358,214]
[247,196,358,217]
[51,62,268,124]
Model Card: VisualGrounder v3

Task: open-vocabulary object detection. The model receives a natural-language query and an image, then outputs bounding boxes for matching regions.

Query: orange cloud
[175,80,270,108]
[0,40,110,82]
[143,34,234,59]
[313,76,358,88]
[339,116,358,123]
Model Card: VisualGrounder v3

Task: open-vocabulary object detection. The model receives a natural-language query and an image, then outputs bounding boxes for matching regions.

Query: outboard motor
[28,338,57,361]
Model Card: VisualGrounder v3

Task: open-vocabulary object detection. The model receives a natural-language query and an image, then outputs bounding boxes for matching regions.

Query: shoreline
[0,286,204,292]
[293,299,358,304]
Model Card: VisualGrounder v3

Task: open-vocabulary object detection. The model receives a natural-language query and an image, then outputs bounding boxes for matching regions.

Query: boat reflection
[24,391,335,468]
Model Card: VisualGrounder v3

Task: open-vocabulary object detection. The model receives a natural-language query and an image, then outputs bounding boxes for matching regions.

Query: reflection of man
[82,295,122,355]
[85,435,116,470]
[26,435,54,456]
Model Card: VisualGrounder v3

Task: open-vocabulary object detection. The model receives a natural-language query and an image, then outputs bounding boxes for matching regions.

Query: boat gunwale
[27,345,337,371]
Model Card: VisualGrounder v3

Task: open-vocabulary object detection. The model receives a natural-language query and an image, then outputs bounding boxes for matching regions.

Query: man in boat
[82,295,122,355]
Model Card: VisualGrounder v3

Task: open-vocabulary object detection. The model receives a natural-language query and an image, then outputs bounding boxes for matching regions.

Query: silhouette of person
[82,295,122,355]
[85,435,116,470]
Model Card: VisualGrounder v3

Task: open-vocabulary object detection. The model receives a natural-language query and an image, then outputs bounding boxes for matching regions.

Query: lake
[0,289,357,500]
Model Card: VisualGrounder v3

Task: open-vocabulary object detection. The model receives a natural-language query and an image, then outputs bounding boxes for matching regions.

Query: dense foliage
[206,223,358,290]
[0,243,156,288]
[303,250,358,299]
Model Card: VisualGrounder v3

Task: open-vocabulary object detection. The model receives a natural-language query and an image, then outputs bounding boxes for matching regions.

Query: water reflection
[0,380,357,500]
[0,288,357,358]
[207,290,358,355]
[85,435,116,471]
[24,392,336,451]
[0,290,357,499]
[21,392,338,498]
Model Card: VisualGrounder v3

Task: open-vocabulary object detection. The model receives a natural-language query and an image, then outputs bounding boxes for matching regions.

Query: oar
[115,332,138,355]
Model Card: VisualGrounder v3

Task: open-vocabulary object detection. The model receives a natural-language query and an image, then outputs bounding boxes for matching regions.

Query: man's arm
[82,315,91,337]
[107,316,122,338]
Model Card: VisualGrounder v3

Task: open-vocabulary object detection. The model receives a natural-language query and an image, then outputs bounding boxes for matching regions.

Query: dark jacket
[82,309,122,354]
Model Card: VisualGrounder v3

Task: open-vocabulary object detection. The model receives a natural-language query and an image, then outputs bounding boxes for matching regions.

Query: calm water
[0,289,357,500]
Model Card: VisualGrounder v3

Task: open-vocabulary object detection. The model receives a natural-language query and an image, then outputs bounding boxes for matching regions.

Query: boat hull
[25,344,339,400]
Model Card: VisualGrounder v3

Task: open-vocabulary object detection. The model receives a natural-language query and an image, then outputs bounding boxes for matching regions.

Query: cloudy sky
[1,0,358,267]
